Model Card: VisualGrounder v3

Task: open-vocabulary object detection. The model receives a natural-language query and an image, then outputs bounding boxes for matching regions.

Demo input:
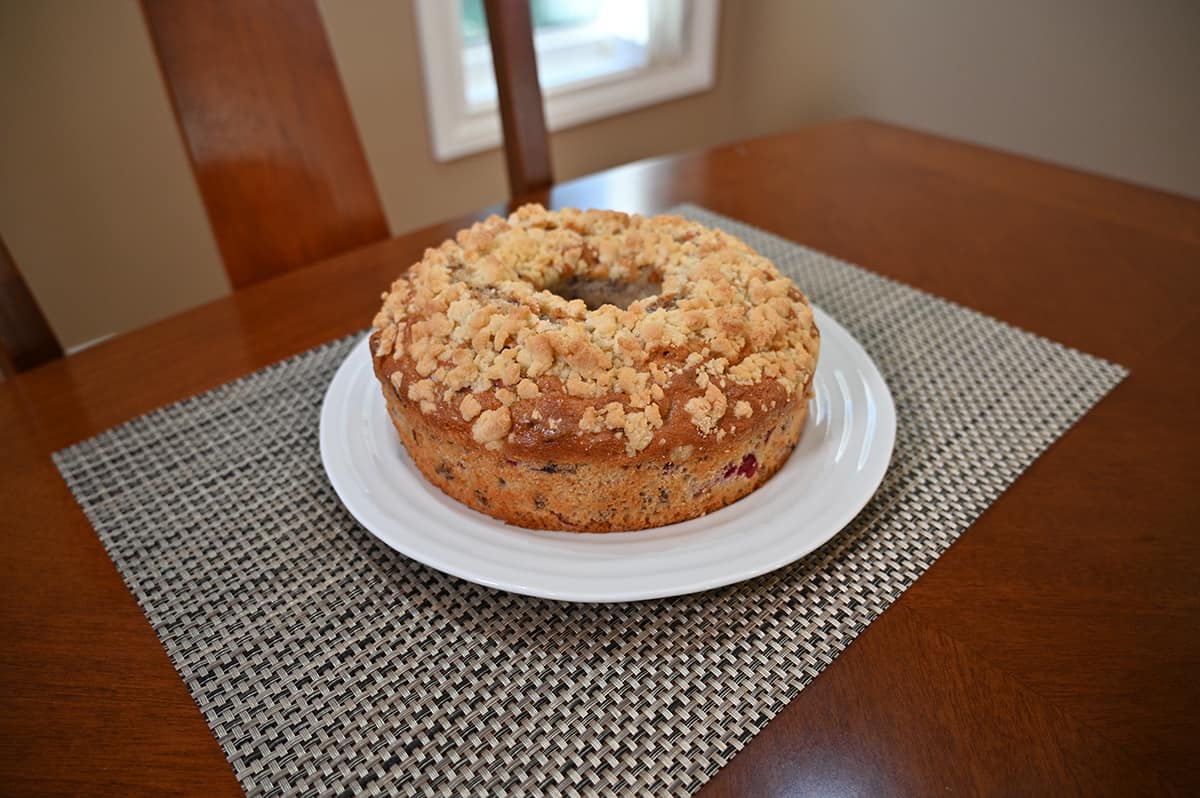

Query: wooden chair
[3,0,550,374]
[0,233,62,377]
[483,0,554,198]
[144,0,553,287]
[142,0,391,289]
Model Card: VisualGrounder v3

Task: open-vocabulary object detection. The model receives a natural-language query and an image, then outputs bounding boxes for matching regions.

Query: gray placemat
[54,205,1127,797]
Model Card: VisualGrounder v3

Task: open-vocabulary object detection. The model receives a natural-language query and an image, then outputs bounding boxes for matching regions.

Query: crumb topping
[459,393,482,421]
[472,406,511,449]
[373,204,818,455]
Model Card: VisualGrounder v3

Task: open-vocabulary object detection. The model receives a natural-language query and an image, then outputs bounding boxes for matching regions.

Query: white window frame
[413,0,720,162]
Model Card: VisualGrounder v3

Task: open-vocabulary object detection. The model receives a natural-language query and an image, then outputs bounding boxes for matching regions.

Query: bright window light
[414,0,720,161]
[460,0,656,109]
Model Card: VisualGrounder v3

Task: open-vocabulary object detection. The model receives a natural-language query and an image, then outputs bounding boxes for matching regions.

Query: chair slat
[143,0,389,288]
[484,0,554,198]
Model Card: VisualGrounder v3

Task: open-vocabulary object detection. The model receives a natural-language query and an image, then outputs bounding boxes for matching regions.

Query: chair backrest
[0,233,62,377]
[3,1,552,374]
[142,0,390,289]
[483,0,554,198]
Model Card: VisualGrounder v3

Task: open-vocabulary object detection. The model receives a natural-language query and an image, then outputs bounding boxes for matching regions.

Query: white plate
[320,307,895,603]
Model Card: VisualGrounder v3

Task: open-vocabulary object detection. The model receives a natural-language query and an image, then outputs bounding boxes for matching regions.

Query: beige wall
[827,0,1200,199]
[3,0,1197,350]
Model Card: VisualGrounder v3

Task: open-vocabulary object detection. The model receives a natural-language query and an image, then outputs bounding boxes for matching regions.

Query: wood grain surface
[1,120,1197,796]
[143,0,389,289]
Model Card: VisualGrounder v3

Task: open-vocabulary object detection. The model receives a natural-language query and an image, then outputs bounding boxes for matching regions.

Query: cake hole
[548,272,661,310]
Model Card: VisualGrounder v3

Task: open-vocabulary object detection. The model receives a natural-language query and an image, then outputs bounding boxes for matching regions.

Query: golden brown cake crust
[370,204,819,531]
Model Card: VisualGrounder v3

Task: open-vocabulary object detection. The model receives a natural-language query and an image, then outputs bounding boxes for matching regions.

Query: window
[414,0,719,161]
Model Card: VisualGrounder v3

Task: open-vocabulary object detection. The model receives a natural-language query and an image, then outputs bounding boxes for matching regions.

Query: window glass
[460,0,666,109]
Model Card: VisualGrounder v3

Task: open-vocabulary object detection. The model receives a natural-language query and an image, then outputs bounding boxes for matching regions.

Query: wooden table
[2,120,1198,796]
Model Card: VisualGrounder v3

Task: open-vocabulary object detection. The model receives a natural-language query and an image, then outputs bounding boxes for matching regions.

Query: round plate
[320,307,895,603]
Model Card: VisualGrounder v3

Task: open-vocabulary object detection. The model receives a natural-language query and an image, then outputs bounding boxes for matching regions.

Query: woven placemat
[55,206,1126,797]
